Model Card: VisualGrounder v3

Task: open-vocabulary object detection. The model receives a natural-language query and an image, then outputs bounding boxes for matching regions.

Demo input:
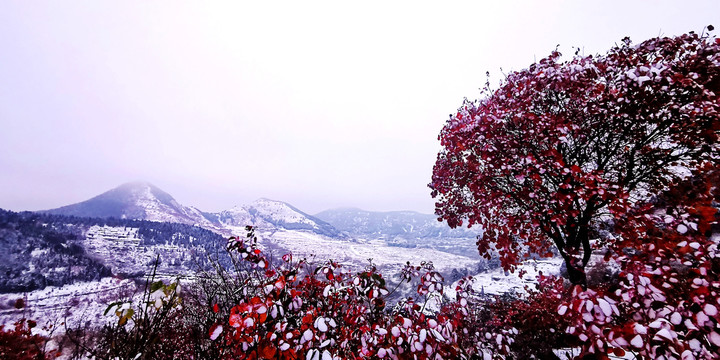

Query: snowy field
[263,229,482,276]
[446,257,564,297]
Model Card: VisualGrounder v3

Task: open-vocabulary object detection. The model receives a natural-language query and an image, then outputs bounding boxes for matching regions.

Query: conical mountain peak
[44,182,213,228]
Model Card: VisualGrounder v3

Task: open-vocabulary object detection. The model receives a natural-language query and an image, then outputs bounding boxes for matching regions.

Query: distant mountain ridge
[203,198,343,238]
[43,182,343,237]
[42,181,475,240]
[0,208,228,293]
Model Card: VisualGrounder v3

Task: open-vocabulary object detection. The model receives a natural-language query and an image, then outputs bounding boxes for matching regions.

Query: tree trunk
[566,260,587,288]
[560,252,587,288]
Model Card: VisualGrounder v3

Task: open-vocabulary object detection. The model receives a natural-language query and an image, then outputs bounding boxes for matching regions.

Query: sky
[0,1,718,215]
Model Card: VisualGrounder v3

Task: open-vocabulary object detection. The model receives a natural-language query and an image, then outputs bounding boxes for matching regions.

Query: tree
[430,30,720,285]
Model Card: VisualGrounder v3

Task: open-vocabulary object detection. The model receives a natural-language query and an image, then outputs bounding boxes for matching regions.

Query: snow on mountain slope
[44,181,220,231]
[44,182,345,238]
[82,225,208,277]
[207,198,343,237]
[36,183,515,288]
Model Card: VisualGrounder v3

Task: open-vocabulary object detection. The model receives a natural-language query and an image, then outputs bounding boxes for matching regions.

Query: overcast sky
[0,1,717,214]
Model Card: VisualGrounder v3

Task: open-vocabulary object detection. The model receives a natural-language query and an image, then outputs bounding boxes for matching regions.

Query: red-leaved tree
[430,30,720,285]
[558,163,720,359]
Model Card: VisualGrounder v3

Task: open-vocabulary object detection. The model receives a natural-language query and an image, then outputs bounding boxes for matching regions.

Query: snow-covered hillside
[82,225,207,277]
[206,198,343,237]
[445,257,564,297]
[44,182,221,232]
[0,277,139,336]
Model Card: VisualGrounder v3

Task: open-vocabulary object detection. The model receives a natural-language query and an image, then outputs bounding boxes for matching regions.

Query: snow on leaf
[431,328,445,342]
[681,350,696,360]
[677,223,688,234]
[558,305,568,316]
[391,327,401,337]
[402,317,412,329]
[315,317,328,332]
[653,328,673,341]
[597,298,612,317]
[634,323,647,335]
[670,312,682,325]
[209,324,223,340]
[303,329,314,342]
[709,332,720,347]
[307,349,320,360]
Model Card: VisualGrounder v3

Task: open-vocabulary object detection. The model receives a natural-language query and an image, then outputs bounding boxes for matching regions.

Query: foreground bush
[0,318,58,360]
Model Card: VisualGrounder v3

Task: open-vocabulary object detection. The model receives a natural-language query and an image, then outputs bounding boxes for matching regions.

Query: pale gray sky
[0,1,717,214]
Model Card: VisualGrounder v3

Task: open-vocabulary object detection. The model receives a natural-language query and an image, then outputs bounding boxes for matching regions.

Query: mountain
[44,182,342,238]
[314,207,481,239]
[42,182,477,243]
[44,181,219,230]
[205,198,343,238]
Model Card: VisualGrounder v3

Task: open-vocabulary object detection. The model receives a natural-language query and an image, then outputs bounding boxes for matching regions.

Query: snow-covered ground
[445,257,564,298]
[263,229,481,276]
[0,277,138,337]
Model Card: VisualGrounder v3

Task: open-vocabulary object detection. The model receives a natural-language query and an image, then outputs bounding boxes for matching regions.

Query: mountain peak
[116,180,156,190]
[43,181,215,228]
[252,197,284,205]
[109,181,175,205]
[211,198,343,237]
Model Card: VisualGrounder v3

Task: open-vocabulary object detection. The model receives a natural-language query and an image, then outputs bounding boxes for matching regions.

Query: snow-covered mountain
[44,182,343,238]
[44,181,220,230]
[204,198,343,238]
[314,207,481,239]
